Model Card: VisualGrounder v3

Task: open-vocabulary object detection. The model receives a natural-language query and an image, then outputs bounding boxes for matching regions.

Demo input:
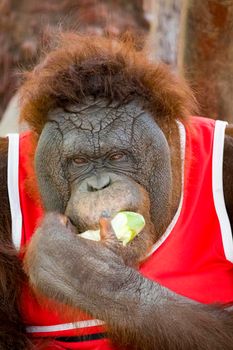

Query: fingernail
[101,210,110,218]
[59,215,68,226]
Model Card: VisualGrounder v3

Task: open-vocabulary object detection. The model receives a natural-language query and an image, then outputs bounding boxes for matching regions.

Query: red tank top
[7,117,233,350]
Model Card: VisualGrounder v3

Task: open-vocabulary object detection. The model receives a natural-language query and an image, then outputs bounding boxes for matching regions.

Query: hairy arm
[223,125,233,227]
[25,213,233,350]
[0,138,29,349]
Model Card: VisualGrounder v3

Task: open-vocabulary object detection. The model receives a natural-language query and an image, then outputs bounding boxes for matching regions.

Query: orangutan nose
[87,174,111,191]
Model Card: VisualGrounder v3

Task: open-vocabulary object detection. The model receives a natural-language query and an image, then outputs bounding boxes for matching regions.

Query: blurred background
[0,0,232,136]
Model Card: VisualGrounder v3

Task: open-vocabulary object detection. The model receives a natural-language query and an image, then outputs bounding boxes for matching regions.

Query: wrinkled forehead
[46,98,162,155]
[48,98,149,133]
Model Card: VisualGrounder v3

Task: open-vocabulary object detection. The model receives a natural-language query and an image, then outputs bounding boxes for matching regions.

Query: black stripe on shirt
[55,332,107,343]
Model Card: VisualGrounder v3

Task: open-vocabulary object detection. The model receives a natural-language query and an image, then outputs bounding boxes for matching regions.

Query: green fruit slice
[79,211,145,245]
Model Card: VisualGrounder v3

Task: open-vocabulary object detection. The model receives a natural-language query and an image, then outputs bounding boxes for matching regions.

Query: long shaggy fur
[1,31,233,350]
[19,32,198,135]
[0,139,30,349]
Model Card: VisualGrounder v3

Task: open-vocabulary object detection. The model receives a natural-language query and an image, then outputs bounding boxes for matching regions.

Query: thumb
[99,211,118,244]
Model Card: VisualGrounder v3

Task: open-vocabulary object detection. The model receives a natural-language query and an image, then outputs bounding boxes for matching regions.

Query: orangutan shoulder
[223,125,233,229]
[0,137,12,242]
[0,137,9,199]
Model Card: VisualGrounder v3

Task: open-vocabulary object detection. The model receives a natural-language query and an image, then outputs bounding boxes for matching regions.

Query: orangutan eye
[73,156,89,165]
[109,152,126,161]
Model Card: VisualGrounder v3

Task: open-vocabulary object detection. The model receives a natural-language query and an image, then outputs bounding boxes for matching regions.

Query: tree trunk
[179,0,233,122]
[144,0,182,69]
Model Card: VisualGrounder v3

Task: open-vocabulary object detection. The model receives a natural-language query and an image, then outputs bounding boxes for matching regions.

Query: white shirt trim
[7,134,106,334]
[146,121,186,257]
[26,319,105,334]
[212,120,233,263]
[8,121,232,335]
[7,133,22,251]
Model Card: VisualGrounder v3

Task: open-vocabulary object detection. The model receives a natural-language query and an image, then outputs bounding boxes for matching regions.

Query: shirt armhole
[7,133,22,251]
[212,120,233,263]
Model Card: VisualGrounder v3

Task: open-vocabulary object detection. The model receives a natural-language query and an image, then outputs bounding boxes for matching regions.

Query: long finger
[99,212,118,243]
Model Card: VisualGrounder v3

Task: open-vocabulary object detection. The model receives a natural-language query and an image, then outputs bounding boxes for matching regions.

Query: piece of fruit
[79,211,145,246]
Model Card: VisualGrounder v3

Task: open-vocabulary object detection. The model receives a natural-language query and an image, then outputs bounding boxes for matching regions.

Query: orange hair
[19,32,197,135]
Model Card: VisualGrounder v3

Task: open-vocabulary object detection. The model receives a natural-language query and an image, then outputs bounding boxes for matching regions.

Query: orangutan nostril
[86,174,111,192]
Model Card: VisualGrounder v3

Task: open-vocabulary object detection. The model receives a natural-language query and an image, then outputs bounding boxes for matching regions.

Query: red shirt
[140,117,233,303]
[7,117,233,349]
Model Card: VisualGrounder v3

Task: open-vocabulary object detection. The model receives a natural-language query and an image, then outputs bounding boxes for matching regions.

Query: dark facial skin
[25,99,233,350]
[35,99,172,262]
